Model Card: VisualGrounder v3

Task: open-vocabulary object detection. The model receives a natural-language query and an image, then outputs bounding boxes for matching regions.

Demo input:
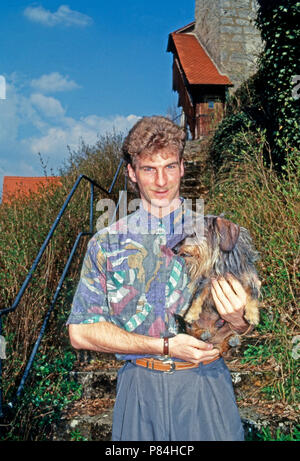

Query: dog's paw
[244,299,260,325]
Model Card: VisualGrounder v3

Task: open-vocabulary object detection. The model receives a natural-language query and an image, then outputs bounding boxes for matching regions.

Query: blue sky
[0,1,195,198]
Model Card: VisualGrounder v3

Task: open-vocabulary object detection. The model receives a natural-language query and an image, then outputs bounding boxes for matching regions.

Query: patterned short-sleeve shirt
[67,199,194,360]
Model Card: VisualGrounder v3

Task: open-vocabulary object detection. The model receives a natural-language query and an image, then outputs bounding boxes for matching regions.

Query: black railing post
[11,232,92,406]
[90,182,94,234]
[109,159,124,194]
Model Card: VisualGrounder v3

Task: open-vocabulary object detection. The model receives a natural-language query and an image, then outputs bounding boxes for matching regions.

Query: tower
[194,0,262,89]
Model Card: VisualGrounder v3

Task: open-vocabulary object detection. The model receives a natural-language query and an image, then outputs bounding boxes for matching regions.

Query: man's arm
[68,322,220,364]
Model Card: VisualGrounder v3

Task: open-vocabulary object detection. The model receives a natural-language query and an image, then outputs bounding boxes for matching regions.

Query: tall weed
[0,133,125,438]
[205,128,299,403]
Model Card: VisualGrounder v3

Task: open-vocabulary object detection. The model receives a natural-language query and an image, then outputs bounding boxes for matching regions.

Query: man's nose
[155,169,167,187]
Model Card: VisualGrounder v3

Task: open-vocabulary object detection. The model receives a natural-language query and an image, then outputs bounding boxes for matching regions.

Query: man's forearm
[69,321,163,356]
[68,321,221,364]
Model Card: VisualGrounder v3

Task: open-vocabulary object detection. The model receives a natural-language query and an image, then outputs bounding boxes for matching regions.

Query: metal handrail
[0,161,125,417]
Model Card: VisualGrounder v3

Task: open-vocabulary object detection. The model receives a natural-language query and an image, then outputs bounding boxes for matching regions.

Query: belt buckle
[162,358,175,374]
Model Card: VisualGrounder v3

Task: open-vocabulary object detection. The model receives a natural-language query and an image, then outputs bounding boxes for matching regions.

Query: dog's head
[177,216,240,279]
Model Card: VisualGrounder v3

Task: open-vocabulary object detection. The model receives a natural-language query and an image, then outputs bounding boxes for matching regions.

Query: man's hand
[211,274,249,332]
[169,334,220,364]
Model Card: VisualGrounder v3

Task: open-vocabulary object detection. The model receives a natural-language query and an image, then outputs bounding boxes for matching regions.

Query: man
[67,116,250,441]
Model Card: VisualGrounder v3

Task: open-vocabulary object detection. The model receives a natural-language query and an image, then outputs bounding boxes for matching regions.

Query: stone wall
[194,0,263,89]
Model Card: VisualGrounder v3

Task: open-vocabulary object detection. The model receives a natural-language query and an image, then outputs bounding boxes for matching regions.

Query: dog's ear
[215,217,240,252]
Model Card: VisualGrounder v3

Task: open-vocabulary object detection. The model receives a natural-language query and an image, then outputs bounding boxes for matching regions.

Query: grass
[204,129,299,406]
[246,424,300,441]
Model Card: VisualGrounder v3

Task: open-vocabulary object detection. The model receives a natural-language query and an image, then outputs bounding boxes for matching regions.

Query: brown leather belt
[133,356,220,373]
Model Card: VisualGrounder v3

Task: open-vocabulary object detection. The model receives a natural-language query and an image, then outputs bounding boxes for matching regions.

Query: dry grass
[0,134,125,409]
[204,130,299,404]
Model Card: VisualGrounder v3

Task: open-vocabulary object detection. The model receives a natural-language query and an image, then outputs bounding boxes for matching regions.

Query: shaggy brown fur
[174,215,261,356]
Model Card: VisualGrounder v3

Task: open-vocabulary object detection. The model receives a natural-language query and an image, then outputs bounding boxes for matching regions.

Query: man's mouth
[153,190,169,195]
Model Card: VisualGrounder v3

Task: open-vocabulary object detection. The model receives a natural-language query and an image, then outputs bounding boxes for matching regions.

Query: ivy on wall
[211,0,299,170]
[256,0,300,166]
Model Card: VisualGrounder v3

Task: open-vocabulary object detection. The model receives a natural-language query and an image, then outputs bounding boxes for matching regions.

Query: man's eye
[143,167,154,172]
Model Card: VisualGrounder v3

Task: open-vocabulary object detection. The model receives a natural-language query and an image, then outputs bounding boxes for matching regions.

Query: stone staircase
[51,350,297,441]
[180,139,213,201]
[52,352,121,441]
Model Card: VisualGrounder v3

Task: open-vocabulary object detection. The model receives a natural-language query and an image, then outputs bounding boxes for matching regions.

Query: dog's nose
[200,331,211,341]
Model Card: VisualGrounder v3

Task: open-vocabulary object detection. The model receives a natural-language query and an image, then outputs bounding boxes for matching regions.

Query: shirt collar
[138,198,194,248]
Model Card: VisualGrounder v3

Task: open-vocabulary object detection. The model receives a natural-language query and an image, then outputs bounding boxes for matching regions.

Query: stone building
[194,0,262,89]
[168,0,263,138]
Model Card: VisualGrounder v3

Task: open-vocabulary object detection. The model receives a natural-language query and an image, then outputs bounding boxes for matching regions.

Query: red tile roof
[170,32,232,86]
[2,176,62,204]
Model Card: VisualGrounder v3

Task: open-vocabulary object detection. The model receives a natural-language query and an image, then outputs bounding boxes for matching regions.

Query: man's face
[127,147,184,216]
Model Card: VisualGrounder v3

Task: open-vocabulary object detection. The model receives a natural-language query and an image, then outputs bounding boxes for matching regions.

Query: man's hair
[122,116,186,167]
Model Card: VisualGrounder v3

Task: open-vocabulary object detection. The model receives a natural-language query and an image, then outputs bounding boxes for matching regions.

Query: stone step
[52,405,296,442]
[180,139,212,201]
[52,407,114,441]
[51,367,298,441]
[52,400,297,442]
[69,370,118,399]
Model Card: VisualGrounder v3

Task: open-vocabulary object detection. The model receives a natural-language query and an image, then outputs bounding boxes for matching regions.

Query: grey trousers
[111,358,244,441]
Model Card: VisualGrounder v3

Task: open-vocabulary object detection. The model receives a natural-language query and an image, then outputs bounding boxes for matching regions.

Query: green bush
[255,0,300,167]
[210,113,258,171]
[1,349,82,441]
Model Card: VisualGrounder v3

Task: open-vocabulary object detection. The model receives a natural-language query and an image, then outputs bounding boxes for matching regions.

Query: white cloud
[0,75,140,193]
[0,78,45,196]
[24,4,93,28]
[31,72,80,93]
[30,93,66,118]
[26,114,141,156]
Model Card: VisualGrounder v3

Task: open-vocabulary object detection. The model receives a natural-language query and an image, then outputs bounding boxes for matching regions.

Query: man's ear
[180,159,184,178]
[127,164,137,183]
